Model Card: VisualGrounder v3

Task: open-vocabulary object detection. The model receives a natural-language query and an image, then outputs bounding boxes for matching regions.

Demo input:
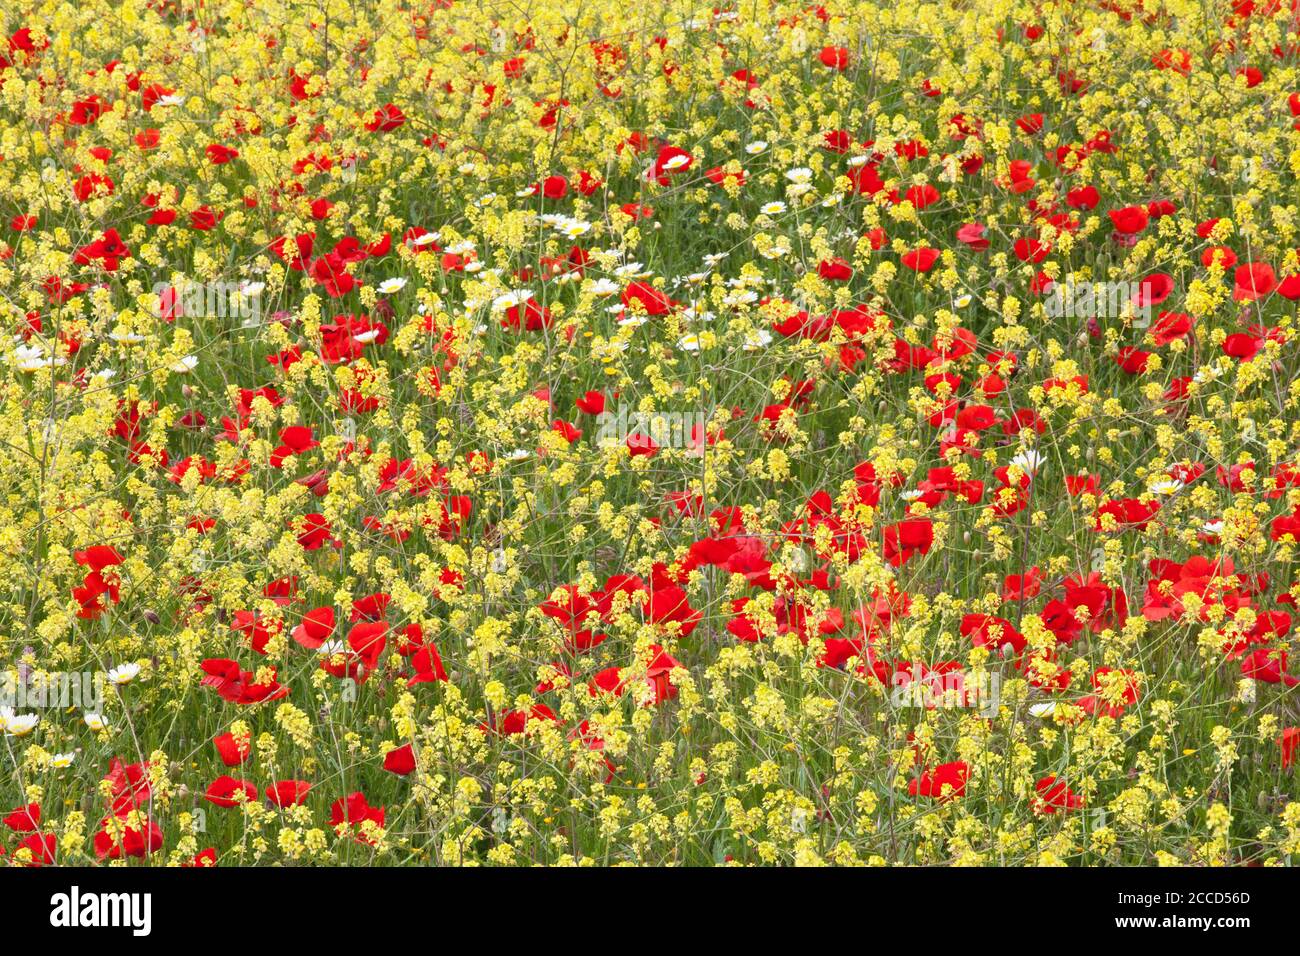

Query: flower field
[2,0,1300,868]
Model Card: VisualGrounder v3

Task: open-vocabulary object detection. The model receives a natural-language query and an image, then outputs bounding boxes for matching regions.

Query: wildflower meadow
[2,0,1300,877]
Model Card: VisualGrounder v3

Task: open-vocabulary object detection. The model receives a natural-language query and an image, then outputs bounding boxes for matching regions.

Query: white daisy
[492,290,534,313]
[1010,449,1046,474]
[0,707,39,736]
[13,345,61,372]
[108,662,141,685]
[1148,477,1183,496]
[587,278,620,297]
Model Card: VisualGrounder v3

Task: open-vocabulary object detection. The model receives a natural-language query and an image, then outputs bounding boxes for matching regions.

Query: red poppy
[901,247,940,272]
[909,761,969,800]
[365,102,406,132]
[213,732,251,767]
[883,519,934,567]
[3,804,40,832]
[383,744,417,776]
[1233,262,1276,301]
[1034,776,1084,814]
[817,46,849,69]
[267,780,312,807]
[330,792,386,843]
[292,607,336,649]
[1108,205,1149,234]
[1278,728,1300,769]
[205,775,258,807]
